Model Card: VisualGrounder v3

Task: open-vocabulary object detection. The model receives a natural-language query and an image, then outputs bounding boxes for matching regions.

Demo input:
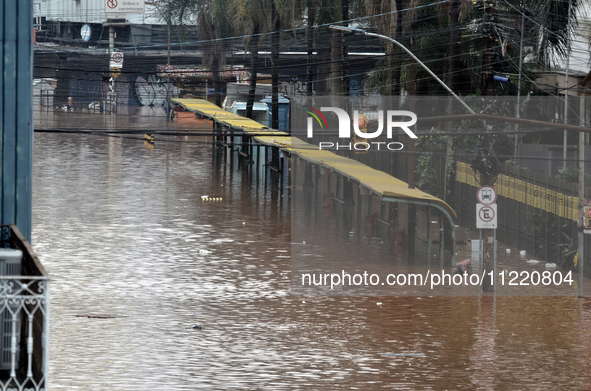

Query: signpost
[476,186,497,291]
[103,0,143,114]
[583,206,591,234]
[110,68,121,79]
[105,0,145,14]
[476,186,496,205]
[109,51,124,69]
[476,204,497,229]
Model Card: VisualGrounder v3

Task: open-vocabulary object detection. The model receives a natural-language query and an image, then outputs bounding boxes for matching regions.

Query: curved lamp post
[328,25,476,115]
[329,25,469,263]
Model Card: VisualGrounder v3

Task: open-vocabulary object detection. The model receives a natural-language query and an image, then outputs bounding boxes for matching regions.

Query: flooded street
[32,108,591,389]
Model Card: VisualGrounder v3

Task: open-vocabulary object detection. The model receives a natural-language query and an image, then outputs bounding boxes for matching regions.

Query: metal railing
[0,225,49,391]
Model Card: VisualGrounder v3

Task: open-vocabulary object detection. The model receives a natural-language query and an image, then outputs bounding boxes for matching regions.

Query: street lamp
[329,25,471,261]
[328,25,476,115]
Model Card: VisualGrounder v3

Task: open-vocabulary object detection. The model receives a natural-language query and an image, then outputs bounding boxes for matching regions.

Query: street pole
[167,24,171,122]
[481,0,496,292]
[408,36,416,257]
[515,11,525,163]
[563,0,572,170]
[579,91,585,297]
[109,26,115,113]
[329,24,476,263]
[329,26,476,115]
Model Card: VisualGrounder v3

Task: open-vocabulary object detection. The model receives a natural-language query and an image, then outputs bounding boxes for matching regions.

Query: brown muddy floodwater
[32,107,591,390]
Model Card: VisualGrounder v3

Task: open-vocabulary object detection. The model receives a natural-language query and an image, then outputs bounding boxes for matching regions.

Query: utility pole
[515,11,525,162]
[109,26,115,113]
[578,78,589,297]
[103,20,130,112]
[481,0,497,292]
[167,24,171,122]
[563,0,572,170]
[578,95,585,297]
[341,0,349,98]
[306,0,317,106]
[271,1,280,129]
[330,25,477,265]
[408,35,417,257]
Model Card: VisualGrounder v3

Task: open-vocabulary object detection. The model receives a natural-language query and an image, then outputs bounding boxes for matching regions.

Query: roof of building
[171,97,456,218]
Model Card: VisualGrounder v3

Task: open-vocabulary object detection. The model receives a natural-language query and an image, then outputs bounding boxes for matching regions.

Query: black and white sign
[476,186,497,205]
[476,203,497,229]
[109,52,124,69]
[105,0,145,14]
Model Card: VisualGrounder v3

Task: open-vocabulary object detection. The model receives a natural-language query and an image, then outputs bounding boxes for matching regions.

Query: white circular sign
[112,52,123,63]
[478,206,495,222]
[476,186,497,205]
[81,24,92,42]
[165,65,174,74]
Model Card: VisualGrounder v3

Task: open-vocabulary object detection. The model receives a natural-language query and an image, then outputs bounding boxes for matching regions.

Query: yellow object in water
[574,252,578,268]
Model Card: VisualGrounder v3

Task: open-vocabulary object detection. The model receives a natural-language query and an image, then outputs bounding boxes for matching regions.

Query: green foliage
[527,210,546,238]
[555,165,591,184]
[415,153,439,196]
[557,235,577,272]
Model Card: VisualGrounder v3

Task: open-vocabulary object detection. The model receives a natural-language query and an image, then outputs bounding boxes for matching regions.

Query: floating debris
[201,196,222,201]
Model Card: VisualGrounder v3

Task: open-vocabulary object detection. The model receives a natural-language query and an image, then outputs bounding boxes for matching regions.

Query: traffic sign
[584,206,591,234]
[105,0,145,14]
[110,67,121,78]
[164,64,175,74]
[110,52,124,69]
[476,186,497,205]
[476,203,497,229]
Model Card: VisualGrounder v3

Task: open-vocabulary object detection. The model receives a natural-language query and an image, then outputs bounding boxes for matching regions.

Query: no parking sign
[110,52,124,69]
[476,186,497,229]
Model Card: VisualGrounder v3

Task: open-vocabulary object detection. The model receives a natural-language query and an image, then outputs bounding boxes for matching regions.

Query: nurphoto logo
[306,107,418,151]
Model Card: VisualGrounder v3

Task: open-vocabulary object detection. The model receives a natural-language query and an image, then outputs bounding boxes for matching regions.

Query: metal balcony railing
[0,225,49,391]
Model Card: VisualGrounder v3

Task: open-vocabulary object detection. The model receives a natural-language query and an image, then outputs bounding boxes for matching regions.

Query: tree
[364,0,419,98]
[148,0,234,107]
[231,0,272,119]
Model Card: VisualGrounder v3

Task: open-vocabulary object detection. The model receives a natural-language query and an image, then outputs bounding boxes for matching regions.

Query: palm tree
[148,0,234,107]
[363,0,420,98]
[533,0,580,65]
[196,0,235,107]
[272,0,305,127]
[231,0,271,119]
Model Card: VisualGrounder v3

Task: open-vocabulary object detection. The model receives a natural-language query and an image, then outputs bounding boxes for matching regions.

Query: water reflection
[31,110,591,389]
